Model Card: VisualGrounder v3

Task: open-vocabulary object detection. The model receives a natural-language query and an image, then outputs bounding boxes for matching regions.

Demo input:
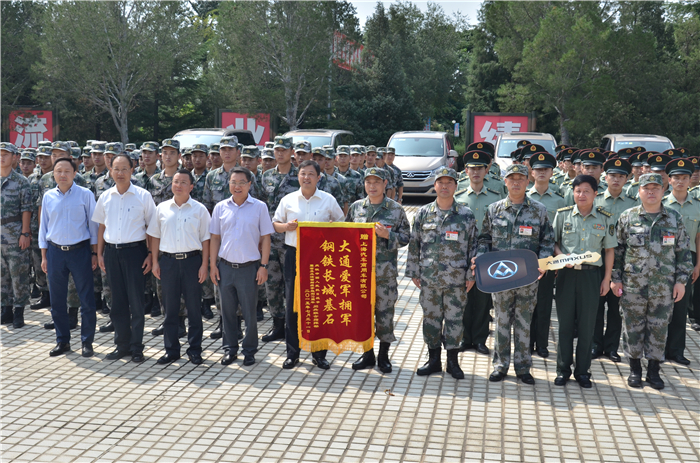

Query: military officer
[454,150,502,356]
[337,145,364,206]
[476,164,555,384]
[611,173,693,389]
[564,150,607,205]
[662,158,700,366]
[346,167,410,373]
[552,175,617,388]
[29,146,54,310]
[624,152,645,197]
[406,167,478,379]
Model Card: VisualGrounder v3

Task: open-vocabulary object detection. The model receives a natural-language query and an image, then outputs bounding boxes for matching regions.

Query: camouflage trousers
[31,238,48,291]
[202,276,214,300]
[491,281,539,375]
[1,238,30,307]
[620,282,674,361]
[265,242,287,319]
[419,281,466,350]
[375,278,398,343]
[101,270,111,308]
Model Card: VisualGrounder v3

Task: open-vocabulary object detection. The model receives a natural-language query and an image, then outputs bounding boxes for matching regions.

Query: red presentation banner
[295,222,376,354]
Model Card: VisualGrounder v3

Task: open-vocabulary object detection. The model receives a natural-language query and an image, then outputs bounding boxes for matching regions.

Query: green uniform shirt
[662,192,700,253]
[454,183,503,232]
[527,185,566,223]
[456,175,507,199]
[553,205,618,266]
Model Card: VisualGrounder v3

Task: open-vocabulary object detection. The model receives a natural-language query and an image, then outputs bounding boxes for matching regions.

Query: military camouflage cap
[241,145,260,158]
[366,145,377,153]
[90,142,106,153]
[261,148,275,159]
[51,141,70,153]
[528,152,556,169]
[648,154,671,171]
[220,135,239,148]
[105,142,123,155]
[209,143,220,154]
[264,141,275,149]
[182,147,192,156]
[336,145,351,155]
[38,140,52,148]
[386,146,396,154]
[129,149,141,161]
[0,142,18,154]
[665,158,693,177]
[504,163,529,178]
[433,166,458,181]
[189,143,208,154]
[37,145,52,156]
[323,147,336,159]
[71,147,81,159]
[161,138,180,151]
[639,173,663,187]
[294,141,311,153]
[360,146,367,154]
[23,147,37,155]
[363,166,386,181]
[375,147,385,158]
[311,147,324,156]
[20,150,35,161]
[67,141,79,148]
[604,158,632,176]
[82,145,92,154]
[349,145,362,154]
[141,141,159,152]
[125,143,137,151]
[273,136,292,150]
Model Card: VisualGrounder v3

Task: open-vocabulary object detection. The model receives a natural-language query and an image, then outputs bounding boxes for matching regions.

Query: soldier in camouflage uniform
[350,145,365,173]
[612,173,693,390]
[346,167,410,374]
[1,143,32,328]
[29,147,54,310]
[260,136,300,342]
[477,164,555,384]
[19,150,36,177]
[385,147,403,203]
[190,143,209,203]
[406,167,478,379]
[375,148,396,200]
[134,141,160,188]
[339,146,365,205]
[261,148,276,173]
[311,148,345,210]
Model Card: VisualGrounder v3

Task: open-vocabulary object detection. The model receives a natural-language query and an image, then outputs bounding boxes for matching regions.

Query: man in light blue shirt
[39,158,98,358]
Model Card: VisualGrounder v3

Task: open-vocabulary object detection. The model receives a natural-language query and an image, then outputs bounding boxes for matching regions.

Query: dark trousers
[217,260,259,356]
[47,244,96,344]
[104,243,148,354]
[284,246,325,360]
[593,291,621,354]
[530,270,555,349]
[666,277,693,358]
[555,267,600,378]
[692,270,700,322]
[160,254,203,356]
[463,285,491,346]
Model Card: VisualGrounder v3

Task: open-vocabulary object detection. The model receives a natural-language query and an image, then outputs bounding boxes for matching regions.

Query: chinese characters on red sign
[9,110,53,149]
[472,115,530,145]
[295,223,376,354]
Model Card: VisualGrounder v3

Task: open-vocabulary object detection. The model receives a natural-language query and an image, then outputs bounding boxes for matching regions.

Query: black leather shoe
[605,351,621,362]
[489,370,506,382]
[221,352,236,365]
[517,373,535,385]
[188,353,203,365]
[536,347,549,358]
[576,375,592,388]
[157,353,180,365]
[256,305,264,321]
[591,348,603,359]
[459,342,474,353]
[151,324,164,336]
[81,342,94,358]
[691,322,700,331]
[49,343,71,357]
[210,317,222,339]
[476,343,490,355]
[99,321,114,333]
[313,357,330,370]
[105,349,130,360]
[44,321,55,330]
[150,305,161,317]
[554,375,569,386]
[243,355,255,366]
[201,299,214,320]
[282,357,299,369]
[669,354,691,366]
[131,352,145,363]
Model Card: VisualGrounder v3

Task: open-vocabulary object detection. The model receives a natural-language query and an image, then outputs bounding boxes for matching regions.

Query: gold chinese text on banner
[294,222,376,354]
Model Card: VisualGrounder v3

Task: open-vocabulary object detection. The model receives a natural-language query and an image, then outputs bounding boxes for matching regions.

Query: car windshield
[290,136,332,148]
[614,140,673,152]
[496,138,556,158]
[173,133,225,149]
[389,137,444,157]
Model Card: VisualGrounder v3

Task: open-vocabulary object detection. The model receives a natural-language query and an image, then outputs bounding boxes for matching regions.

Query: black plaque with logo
[474,249,540,293]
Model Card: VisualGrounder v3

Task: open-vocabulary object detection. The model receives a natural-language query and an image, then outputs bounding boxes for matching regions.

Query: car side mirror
[448,150,458,158]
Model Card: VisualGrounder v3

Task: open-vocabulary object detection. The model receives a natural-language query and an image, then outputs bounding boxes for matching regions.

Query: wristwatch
[260,263,269,269]
[20,232,30,237]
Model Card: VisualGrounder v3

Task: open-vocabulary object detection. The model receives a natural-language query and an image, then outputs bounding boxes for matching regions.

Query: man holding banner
[346,167,410,373]
[273,160,345,370]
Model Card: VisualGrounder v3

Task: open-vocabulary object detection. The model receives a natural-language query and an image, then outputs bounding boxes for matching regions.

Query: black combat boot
[12,307,25,328]
[446,349,464,379]
[69,307,79,330]
[628,358,643,388]
[1,306,14,324]
[645,359,665,390]
[377,342,392,373]
[261,316,285,342]
[31,284,40,298]
[352,349,376,370]
[201,298,215,320]
[30,291,50,310]
[417,347,442,376]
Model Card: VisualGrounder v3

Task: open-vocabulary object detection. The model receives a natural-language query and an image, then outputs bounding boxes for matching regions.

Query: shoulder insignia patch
[557,205,575,212]
[486,188,500,195]
[596,206,612,217]
[555,191,564,198]
[455,188,468,196]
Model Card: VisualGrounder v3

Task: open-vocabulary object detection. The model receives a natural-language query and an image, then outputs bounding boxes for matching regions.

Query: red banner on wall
[220,112,270,147]
[295,222,376,354]
[472,114,530,145]
[9,110,53,149]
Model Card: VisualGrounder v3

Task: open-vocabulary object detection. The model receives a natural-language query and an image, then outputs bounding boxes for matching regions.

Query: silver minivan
[388,131,458,198]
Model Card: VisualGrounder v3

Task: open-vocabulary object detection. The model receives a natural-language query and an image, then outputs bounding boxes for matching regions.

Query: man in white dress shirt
[273,160,345,370]
[92,154,156,363]
[148,169,211,365]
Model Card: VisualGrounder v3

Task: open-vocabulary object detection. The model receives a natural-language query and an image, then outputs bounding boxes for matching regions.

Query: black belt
[219,258,258,269]
[49,240,89,251]
[106,240,146,249]
[284,245,296,250]
[161,250,201,260]
[1,215,22,225]
[573,264,599,270]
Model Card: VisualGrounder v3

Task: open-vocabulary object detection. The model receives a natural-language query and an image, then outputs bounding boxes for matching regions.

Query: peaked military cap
[559,147,578,161]
[665,158,693,176]
[463,150,491,167]
[467,141,495,156]
[663,148,684,159]
[528,152,556,169]
[516,140,532,149]
[604,158,632,176]
[579,150,606,166]
[555,144,570,153]
[648,154,671,171]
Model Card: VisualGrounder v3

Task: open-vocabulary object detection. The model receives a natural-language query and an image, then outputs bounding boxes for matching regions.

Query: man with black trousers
[93,154,156,363]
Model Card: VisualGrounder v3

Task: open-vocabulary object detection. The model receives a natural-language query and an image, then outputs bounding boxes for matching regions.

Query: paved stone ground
[2,203,700,462]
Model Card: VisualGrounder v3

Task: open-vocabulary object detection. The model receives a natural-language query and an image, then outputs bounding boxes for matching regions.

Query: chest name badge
[663,235,675,246]
[519,226,533,236]
[446,231,458,241]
